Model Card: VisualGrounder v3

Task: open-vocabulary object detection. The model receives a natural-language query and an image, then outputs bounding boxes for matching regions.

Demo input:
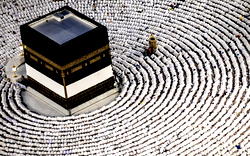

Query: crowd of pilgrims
[0,0,250,155]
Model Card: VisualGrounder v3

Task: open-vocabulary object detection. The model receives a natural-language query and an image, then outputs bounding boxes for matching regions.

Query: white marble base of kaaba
[22,87,119,116]
[6,53,119,116]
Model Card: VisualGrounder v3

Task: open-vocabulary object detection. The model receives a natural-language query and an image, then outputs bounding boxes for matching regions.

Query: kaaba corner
[20,6,115,109]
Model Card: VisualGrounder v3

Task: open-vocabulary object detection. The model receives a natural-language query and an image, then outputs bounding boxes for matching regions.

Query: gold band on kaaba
[23,44,110,71]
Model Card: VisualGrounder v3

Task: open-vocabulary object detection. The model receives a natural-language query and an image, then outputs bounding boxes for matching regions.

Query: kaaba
[20,6,115,109]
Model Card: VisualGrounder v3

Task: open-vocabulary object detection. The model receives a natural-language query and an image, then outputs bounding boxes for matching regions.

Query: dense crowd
[0,0,250,155]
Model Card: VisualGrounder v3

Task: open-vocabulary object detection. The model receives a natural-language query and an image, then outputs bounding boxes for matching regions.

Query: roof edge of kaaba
[20,6,105,31]
[20,6,108,45]
[20,6,109,66]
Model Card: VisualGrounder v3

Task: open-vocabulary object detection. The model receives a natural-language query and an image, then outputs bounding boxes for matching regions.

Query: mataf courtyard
[0,0,249,155]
